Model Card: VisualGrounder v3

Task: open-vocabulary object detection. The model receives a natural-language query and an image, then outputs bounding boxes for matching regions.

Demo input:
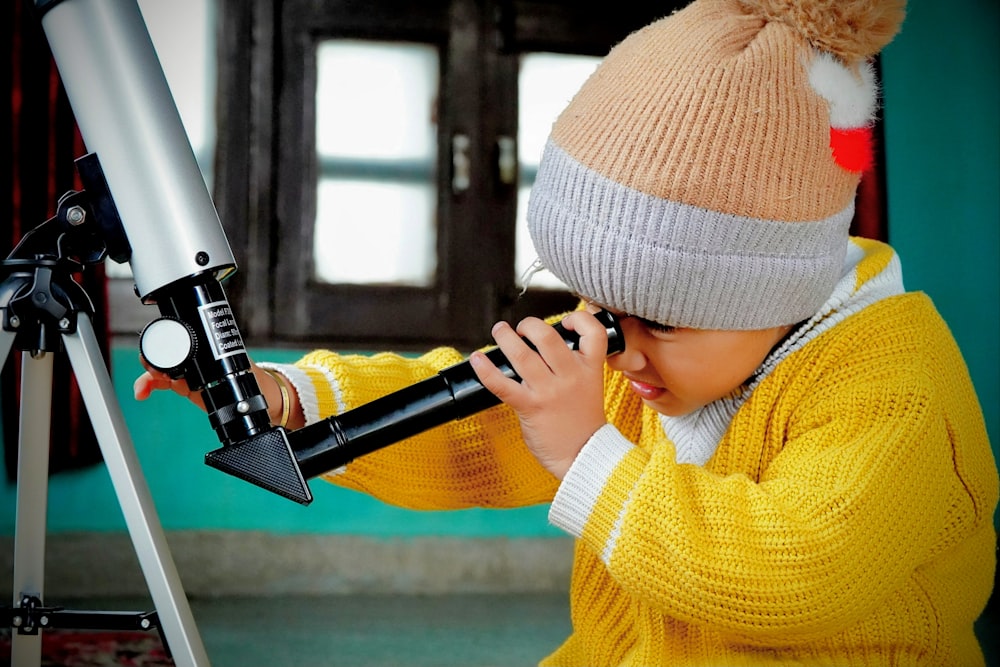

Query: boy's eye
[579,298,676,334]
[636,317,676,334]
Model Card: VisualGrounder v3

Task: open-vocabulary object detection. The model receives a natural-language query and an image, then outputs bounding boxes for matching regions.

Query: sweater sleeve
[549,330,987,643]
[281,346,560,510]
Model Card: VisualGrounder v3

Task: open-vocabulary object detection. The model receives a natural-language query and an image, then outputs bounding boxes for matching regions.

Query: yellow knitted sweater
[289,239,997,666]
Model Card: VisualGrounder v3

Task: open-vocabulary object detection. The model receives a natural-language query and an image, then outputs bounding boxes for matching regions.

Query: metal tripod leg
[4,317,210,666]
[9,335,51,667]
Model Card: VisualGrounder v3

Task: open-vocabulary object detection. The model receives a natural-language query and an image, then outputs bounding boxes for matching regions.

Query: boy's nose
[605,321,647,373]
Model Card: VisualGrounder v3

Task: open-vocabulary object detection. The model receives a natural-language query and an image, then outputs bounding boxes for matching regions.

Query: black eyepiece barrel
[289,310,623,478]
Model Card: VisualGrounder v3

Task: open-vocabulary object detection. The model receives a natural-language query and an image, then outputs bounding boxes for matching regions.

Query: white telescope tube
[36,0,235,300]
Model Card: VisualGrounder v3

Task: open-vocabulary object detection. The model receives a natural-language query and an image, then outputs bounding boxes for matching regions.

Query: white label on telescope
[198,300,246,360]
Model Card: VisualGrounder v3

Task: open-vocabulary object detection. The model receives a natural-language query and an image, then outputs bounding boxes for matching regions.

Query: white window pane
[314,180,436,286]
[516,53,600,289]
[314,40,439,287]
[317,41,438,160]
[518,54,600,167]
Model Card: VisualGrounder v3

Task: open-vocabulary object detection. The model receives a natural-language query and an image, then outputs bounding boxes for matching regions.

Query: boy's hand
[133,362,206,410]
[135,359,302,429]
[470,311,608,479]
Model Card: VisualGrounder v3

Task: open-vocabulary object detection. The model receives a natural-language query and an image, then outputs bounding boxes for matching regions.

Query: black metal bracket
[2,594,169,657]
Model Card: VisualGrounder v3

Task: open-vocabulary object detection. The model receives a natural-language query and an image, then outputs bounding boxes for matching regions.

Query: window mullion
[438,0,498,348]
[482,15,522,330]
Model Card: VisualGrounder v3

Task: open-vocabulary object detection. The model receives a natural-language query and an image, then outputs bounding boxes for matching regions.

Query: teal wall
[1,1,997,536]
[0,347,560,537]
[881,1,998,463]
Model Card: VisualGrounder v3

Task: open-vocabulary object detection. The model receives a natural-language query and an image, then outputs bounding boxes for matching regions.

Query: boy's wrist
[261,368,291,428]
[549,424,634,539]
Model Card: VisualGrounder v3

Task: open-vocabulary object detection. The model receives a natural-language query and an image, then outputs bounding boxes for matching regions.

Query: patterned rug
[0,629,173,666]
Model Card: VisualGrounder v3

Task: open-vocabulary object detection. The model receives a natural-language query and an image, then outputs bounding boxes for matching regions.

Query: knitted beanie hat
[527,0,906,330]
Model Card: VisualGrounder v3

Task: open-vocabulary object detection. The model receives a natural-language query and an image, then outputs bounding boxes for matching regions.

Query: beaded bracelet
[262,368,291,428]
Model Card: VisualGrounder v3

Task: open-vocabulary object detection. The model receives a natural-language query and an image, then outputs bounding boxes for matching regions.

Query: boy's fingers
[133,373,151,401]
[469,349,517,400]
[133,371,172,400]
[560,311,609,360]
[505,319,559,381]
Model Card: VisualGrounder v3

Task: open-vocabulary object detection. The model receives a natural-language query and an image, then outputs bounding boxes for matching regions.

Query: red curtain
[2,0,109,478]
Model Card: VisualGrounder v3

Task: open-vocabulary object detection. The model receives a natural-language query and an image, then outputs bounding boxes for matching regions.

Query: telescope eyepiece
[553,308,625,356]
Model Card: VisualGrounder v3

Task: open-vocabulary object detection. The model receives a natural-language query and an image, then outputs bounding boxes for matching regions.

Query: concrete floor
[199,595,998,667]
[71,593,573,667]
[19,592,997,667]
[5,534,995,665]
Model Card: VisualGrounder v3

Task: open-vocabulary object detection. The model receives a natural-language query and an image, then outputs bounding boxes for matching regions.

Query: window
[313,41,439,287]
[213,1,680,349]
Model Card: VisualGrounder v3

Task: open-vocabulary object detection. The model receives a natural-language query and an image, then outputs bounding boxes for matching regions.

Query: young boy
[136,0,998,664]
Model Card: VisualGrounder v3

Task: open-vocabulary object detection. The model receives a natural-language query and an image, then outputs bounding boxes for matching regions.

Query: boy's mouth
[627,377,666,401]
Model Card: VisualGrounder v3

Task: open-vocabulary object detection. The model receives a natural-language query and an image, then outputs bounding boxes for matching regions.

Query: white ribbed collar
[661,239,905,466]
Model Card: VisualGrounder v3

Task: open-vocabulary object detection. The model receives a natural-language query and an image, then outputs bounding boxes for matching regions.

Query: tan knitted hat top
[528,0,906,329]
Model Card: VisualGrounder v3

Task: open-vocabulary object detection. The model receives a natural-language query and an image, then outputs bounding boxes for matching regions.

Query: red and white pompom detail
[808,52,879,172]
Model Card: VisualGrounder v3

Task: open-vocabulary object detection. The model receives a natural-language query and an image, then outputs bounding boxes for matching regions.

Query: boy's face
[585,303,792,417]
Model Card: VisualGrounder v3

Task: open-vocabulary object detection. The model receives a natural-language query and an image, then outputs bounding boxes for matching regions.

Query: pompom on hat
[527,0,906,330]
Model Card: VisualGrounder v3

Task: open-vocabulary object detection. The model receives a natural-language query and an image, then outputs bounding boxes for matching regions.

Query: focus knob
[139,316,197,378]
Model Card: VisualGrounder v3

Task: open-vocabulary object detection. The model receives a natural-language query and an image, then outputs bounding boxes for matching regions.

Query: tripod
[1,189,209,666]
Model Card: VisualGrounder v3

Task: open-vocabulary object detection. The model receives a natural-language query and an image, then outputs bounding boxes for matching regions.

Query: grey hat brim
[527,141,853,330]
